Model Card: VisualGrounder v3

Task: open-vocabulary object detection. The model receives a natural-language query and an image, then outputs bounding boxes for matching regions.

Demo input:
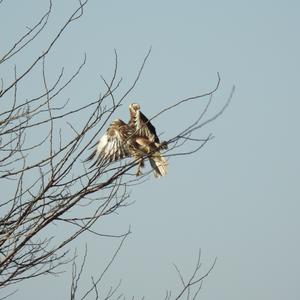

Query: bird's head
[129,103,140,112]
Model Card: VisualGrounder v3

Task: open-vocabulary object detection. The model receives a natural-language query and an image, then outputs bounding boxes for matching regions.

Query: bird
[86,103,168,177]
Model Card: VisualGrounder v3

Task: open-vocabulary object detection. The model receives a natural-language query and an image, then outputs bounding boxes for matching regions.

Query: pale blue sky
[1,0,300,299]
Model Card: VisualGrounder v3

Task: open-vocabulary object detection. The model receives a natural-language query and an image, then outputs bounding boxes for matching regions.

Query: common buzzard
[86,103,168,177]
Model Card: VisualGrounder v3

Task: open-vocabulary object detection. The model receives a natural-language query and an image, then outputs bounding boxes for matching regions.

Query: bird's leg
[135,158,144,176]
[136,160,142,176]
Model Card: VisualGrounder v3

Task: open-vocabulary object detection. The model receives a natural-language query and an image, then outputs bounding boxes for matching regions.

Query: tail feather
[85,149,97,162]
[149,152,168,178]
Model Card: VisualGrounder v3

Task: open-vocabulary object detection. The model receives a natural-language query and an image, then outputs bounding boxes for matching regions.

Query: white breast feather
[136,111,141,129]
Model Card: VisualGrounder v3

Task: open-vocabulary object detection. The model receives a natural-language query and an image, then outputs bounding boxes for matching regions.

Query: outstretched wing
[86,120,130,167]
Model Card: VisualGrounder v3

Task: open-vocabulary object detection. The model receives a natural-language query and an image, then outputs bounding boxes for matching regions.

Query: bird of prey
[86,103,168,177]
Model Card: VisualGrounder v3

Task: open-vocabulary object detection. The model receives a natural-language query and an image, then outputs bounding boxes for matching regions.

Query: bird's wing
[86,122,130,167]
[136,110,160,144]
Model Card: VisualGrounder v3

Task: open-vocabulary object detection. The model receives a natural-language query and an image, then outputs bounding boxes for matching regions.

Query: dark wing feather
[138,111,160,144]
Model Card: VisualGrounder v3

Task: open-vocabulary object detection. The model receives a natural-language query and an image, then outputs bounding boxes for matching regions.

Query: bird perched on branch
[86,103,168,177]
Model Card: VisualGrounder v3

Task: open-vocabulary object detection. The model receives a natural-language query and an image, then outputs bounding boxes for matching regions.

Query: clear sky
[1,0,300,299]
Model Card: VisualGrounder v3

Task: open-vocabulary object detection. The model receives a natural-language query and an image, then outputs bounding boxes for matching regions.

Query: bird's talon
[136,170,142,176]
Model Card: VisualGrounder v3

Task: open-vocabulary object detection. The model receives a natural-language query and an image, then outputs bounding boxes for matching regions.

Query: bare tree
[0,0,234,299]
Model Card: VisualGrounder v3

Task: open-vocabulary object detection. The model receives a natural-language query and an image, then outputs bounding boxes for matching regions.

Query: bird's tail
[85,149,97,162]
[149,152,168,178]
